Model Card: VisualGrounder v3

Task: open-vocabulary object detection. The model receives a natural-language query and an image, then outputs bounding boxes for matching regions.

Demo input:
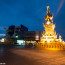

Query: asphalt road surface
[0,45,65,65]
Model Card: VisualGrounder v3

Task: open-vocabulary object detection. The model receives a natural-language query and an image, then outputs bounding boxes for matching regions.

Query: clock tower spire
[47,4,50,16]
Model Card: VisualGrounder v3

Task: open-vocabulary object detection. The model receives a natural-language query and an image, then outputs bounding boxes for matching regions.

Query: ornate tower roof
[45,5,53,22]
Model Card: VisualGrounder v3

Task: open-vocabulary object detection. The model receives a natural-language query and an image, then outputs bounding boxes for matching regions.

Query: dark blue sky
[0,0,65,37]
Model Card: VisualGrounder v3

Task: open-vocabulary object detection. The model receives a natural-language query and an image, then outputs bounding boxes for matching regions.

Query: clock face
[46,22,51,25]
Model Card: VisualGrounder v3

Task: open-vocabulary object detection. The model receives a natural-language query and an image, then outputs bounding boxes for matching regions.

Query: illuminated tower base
[35,5,65,50]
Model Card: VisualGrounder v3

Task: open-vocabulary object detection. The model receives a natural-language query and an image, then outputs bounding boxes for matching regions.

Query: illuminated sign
[17,40,25,45]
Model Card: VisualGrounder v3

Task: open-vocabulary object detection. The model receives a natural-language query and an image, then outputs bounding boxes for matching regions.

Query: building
[35,5,65,50]
[6,24,28,45]
[13,24,28,39]
[6,25,42,45]
[25,31,42,44]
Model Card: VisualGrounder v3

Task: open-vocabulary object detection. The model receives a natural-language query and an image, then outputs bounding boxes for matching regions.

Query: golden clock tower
[41,5,57,42]
[35,5,65,50]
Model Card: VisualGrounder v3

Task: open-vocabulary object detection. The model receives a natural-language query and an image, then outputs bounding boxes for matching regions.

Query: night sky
[0,0,65,38]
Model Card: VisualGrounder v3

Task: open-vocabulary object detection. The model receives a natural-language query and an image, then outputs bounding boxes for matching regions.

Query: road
[0,45,65,65]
